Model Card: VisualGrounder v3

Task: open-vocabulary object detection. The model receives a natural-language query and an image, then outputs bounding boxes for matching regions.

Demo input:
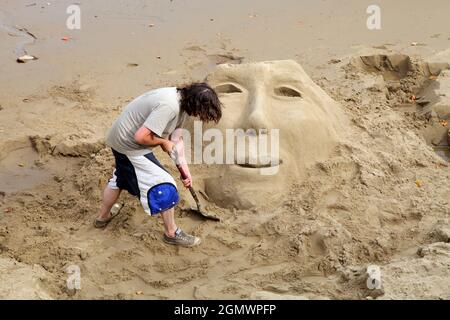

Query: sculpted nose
[243,88,270,132]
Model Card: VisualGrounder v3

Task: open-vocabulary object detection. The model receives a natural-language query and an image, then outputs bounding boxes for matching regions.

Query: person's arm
[135,104,177,152]
[134,126,174,153]
[170,128,192,188]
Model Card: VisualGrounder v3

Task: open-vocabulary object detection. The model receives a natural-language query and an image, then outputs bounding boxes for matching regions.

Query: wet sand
[2,0,450,101]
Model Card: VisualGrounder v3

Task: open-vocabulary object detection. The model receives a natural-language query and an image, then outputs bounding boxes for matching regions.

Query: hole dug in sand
[0,136,103,194]
[416,69,450,162]
[351,54,449,99]
[352,54,450,162]
[357,54,413,81]
[0,144,51,194]
[352,54,448,81]
[0,141,75,194]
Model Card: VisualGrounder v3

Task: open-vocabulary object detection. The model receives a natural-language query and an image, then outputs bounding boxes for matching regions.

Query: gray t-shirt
[106,87,186,155]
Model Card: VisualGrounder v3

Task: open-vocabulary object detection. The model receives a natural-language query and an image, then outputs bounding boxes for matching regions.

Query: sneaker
[163,228,201,247]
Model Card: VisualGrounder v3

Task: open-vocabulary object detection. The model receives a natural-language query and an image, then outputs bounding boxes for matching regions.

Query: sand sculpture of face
[204,60,347,209]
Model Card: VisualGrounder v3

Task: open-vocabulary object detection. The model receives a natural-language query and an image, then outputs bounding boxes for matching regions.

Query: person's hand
[182,173,192,188]
[161,140,175,154]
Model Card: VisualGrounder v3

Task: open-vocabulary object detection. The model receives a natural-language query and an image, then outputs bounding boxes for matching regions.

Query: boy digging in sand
[94,83,222,247]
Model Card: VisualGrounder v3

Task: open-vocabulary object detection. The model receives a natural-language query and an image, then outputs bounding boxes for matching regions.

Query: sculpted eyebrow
[226,76,245,84]
[270,77,303,86]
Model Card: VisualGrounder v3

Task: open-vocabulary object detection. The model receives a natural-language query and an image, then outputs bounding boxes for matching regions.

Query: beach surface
[0,0,449,299]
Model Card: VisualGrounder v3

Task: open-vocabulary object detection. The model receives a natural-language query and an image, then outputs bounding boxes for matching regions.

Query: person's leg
[97,185,122,221]
[161,207,201,246]
[160,208,178,237]
[127,152,200,246]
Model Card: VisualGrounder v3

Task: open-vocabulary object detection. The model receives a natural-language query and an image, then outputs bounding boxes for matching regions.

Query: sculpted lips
[235,156,283,168]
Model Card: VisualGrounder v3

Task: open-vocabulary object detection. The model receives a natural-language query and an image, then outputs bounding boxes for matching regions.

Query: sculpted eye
[274,86,302,98]
[214,83,243,94]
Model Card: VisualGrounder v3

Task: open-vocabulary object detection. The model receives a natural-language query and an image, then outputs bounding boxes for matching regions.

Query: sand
[0,0,450,300]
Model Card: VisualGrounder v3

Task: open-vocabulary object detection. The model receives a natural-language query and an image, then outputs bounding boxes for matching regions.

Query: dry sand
[0,0,449,299]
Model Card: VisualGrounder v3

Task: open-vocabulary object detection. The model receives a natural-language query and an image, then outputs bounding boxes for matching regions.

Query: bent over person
[94,83,222,247]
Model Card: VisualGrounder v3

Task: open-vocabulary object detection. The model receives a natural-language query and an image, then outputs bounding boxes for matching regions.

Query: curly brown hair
[178,83,222,123]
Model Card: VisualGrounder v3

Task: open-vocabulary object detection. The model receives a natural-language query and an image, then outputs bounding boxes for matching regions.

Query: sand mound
[0,257,54,299]
[380,242,450,299]
[338,241,450,300]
